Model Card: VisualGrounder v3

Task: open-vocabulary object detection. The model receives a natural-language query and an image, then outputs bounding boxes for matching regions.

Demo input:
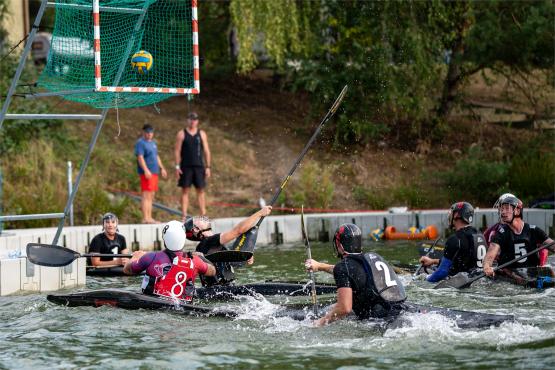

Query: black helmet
[448,202,474,228]
[184,216,212,241]
[333,223,362,257]
[499,194,523,221]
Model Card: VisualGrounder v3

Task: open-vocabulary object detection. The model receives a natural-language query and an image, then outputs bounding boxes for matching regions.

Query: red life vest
[153,255,196,302]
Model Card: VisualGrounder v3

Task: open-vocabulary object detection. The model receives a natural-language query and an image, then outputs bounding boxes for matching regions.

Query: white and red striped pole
[191,0,200,94]
[93,0,102,91]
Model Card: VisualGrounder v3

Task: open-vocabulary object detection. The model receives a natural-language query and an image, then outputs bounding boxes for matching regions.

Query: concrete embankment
[0,208,553,296]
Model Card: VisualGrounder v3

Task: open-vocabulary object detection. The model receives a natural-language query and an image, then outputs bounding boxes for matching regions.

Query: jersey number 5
[514,243,527,263]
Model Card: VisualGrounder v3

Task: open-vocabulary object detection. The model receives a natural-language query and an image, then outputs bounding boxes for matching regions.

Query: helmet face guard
[498,195,523,223]
[184,216,212,241]
[102,212,118,231]
[333,223,362,257]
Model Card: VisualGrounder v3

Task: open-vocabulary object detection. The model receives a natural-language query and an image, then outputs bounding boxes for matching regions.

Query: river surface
[0,241,554,369]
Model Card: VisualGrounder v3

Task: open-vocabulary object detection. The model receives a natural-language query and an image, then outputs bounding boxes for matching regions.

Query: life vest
[200,262,235,287]
[350,253,407,304]
[471,232,488,269]
[152,255,196,302]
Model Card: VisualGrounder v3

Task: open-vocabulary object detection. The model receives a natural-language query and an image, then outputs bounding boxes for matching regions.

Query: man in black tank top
[174,112,212,218]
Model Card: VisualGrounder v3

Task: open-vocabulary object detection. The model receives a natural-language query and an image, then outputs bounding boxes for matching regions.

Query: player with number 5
[420,202,487,283]
[483,195,554,286]
[305,223,406,326]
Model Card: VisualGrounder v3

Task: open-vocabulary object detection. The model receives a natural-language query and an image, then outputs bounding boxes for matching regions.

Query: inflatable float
[384,225,439,240]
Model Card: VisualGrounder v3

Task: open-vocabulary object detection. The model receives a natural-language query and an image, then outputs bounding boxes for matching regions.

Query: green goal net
[37,0,199,109]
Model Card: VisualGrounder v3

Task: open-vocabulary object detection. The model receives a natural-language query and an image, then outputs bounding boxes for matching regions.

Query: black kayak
[47,288,513,329]
[196,282,336,299]
[86,266,126,277]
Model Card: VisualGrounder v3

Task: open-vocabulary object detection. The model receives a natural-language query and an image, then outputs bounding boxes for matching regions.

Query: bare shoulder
[176,129,185,139]
[200,129,208,139]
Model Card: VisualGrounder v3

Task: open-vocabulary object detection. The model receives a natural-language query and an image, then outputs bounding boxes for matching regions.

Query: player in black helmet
[484,195,554,287]
[419,202,487,282]
[185,206,272,286]
[305,223,406,326]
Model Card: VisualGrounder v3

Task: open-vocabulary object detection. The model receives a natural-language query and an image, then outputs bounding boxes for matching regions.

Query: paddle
[232,85,349,253]
[27,243,254,267]
[413,237,442,279]
[26,243,131,267]
[434,241,555,289]
[301,205,318,317]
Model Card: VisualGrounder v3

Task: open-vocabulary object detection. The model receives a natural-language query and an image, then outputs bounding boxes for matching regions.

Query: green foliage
[442,145,509,204]
[2,137,133,228]
[0,52,62,155]
[230,0,301,73]
[198,1,233,72]
[225,0,554,144]
[465,0,555,70]
[279,161,335,210]
[506,134,555,203]
[353,183,434,210]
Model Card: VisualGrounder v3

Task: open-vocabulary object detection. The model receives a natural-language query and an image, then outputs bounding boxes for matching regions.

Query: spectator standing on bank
[135,124,167,224]
[174,112,211,218]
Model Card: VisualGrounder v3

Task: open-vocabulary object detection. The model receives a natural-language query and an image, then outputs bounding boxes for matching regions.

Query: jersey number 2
[375,261,397,287]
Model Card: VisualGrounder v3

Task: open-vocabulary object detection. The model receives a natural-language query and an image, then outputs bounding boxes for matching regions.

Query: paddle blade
[205,250,253,263]
[26,243,79,267]
[231,226,259,253]
[330,85,348,115]
[433,272,473,289]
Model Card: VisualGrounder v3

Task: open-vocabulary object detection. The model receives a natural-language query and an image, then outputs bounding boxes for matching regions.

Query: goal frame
[92,0,200,94]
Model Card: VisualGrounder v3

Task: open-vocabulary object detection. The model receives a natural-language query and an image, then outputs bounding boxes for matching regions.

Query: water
[1,241,554,369]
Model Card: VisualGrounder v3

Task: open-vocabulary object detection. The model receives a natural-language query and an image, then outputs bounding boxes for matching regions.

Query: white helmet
[162,220,186,251]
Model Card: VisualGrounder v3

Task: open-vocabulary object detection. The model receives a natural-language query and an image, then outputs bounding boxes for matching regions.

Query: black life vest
[349,253,407,304]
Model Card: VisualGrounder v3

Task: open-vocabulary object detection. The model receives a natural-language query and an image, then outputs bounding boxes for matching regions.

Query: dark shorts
[178,166,206,189]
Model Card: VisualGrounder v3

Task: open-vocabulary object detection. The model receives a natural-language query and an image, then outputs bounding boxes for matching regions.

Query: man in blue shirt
[134,124,167,223]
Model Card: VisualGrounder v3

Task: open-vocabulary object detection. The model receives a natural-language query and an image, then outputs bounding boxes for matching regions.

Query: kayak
[196,281,336,299]
[86,266,125,277]
[46,288,513,329]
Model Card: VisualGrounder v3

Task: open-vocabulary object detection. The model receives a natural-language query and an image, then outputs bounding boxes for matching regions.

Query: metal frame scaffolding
[0,0,162,244]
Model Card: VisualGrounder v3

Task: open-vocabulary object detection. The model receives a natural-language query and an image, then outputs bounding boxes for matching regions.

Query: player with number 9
[420,202,487,283]
[305,223,407,326]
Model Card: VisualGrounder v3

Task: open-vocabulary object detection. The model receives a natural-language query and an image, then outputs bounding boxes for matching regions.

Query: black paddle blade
[231,226,259,253]
[433,272,473,289]
[26,243,79,267]
[205,250,253,263]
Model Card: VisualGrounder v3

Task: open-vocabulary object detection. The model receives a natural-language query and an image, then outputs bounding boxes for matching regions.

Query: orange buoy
[384,225,438,240]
